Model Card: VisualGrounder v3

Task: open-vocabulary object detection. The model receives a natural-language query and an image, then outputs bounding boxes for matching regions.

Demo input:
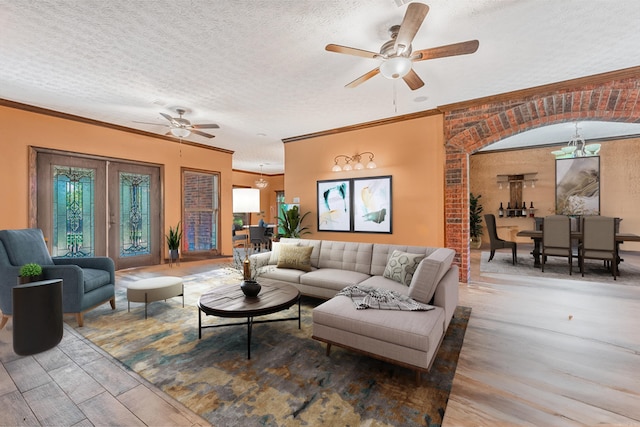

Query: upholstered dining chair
[484,214,517,265]
[0,228,115,328]
[542,215,573,275]
[249,225,270,252]
[580,215,617,280]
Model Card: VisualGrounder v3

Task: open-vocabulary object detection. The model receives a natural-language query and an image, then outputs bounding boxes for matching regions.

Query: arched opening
[443,74,640,282]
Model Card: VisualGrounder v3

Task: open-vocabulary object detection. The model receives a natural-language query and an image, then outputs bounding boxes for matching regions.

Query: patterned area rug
[480,251,640,285]
[73,268,470,427]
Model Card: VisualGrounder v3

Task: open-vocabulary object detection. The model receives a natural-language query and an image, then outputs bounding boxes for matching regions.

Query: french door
[37,152,161,270]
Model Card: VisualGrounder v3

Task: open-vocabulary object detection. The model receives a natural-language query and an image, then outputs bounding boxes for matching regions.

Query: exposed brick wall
[443,77,640,283]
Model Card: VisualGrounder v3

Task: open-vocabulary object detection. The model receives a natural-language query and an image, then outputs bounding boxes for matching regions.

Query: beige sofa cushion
[279,238,322,267]
[268,241,299,265]
[383,250,426,286]
[299,268,371,291]
[317,241,373,274]
[277,245,313,271]
[408,248,455,304]
[313,295,445,352]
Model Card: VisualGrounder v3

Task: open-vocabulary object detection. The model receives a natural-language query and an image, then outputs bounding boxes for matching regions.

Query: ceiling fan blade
[345,67,380,88]
[326,44,380,59]
[191,123,220,129]
[160,112,181,127]
[402,69,425,90]
[394,2,429,55]
[413,40,479,62]
[133,121,170,127]
[190,129,215,138]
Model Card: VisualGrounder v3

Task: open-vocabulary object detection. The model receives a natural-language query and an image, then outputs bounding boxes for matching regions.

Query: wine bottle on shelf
[522,202,527,217]
[529,201,535,217]
[506,202,511,217]
[498,202,504,218]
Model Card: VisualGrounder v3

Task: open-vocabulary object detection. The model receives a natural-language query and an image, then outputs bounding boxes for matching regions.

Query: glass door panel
[37,153,107,256]
[108,162,160,269]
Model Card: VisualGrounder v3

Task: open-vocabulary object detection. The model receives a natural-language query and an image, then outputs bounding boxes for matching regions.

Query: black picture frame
[352,175,392,233]
[317,179,352,232]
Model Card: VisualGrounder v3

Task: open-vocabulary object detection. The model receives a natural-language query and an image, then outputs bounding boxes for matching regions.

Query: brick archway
[443,75,640,282]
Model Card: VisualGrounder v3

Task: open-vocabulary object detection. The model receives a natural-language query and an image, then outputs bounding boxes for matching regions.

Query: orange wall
[470,138,640,251]
[0,105,236,257]
[232,170,284,224]
[283,114,445,246]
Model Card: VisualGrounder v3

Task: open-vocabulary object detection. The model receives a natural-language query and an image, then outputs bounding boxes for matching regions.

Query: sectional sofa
[249,238,459,376]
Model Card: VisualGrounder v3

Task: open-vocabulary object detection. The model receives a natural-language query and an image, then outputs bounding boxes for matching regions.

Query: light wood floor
[443,244,640,426]
[2,249,638,426]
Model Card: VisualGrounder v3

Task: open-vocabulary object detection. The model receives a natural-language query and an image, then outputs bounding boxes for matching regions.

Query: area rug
[73,268,470,427]
[480,251,640,285]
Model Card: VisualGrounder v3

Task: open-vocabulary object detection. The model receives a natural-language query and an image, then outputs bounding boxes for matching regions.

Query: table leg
[198,308,202,339]
[532,237,541,267]
[298,298,301,329]
[247,317,253,360]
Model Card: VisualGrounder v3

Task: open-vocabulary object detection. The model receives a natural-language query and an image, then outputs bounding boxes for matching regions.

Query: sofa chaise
[249,238,459,376]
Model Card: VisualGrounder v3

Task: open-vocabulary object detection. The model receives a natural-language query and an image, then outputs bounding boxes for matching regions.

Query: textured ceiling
[1,0,640,173]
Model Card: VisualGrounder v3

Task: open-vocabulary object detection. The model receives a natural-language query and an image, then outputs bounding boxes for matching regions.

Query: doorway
[36,151,161,269]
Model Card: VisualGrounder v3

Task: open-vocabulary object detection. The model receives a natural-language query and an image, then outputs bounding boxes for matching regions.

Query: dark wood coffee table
[197,279,301,359]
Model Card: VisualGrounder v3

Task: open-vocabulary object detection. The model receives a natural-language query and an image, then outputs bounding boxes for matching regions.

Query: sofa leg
[326,343,332,356]
[416,371,421,385]
[76,313,84,328]
[0,314,9,330]
[110,297,116,310]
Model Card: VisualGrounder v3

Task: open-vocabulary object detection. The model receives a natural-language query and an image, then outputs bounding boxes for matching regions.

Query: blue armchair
[0,228,115,328]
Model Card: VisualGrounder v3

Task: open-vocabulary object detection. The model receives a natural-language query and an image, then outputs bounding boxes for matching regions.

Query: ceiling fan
[135,108,219,138]
[326,2,479,90]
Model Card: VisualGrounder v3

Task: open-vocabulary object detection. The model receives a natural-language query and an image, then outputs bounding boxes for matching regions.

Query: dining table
[516,229,640,266]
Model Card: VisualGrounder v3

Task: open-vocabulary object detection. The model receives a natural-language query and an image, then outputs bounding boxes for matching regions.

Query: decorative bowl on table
[240,280,261,297]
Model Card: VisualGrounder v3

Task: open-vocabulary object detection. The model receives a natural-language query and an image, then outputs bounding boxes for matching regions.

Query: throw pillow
[383,250,426,286]
[268,242,299,265]
[277,245,313,272]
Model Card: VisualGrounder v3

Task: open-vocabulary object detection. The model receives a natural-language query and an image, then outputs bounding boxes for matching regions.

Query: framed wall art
[317,179,352,232]
[352,175,392,233]
[555,157,600,216]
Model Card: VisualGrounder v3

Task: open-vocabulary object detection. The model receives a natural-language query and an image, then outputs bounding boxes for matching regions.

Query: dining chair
[580,216,617,280]
[542,215,573,275]
[249,225,270,252]
[483,214,517,265]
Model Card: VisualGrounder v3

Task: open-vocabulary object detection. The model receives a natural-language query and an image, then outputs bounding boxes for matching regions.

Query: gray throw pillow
[383,250,426,286]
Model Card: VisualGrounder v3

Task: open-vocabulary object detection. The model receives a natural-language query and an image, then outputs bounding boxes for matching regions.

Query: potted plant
[166,222,182,264]
[18,262,43,284]
[470,193,484,249]
[276,205,310,238]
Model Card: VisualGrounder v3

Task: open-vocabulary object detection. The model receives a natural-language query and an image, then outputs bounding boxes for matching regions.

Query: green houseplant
[19,262,43,284]
[469,193,484,249]
[166,222,182,263]
[277,205,311,238]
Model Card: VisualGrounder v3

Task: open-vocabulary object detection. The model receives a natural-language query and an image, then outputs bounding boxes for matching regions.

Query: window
[183,170,220,253]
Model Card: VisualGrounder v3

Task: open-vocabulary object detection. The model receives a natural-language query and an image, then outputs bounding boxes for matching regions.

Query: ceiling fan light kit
[170,127,190,138]
[326,2,478,90]
[380,56,412,79]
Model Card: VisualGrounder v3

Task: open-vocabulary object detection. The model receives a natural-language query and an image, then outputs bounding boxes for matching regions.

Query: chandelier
[551,122,601,158]
[255,164,268,189]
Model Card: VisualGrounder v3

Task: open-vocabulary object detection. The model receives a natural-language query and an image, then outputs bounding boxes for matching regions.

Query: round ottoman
[127,276,184,319]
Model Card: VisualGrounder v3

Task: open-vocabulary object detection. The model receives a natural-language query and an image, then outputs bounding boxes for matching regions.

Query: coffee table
[197,279,301,359]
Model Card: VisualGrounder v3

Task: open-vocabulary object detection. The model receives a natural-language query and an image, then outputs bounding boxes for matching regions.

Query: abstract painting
[555,157,600,216]
[317,179,352,231]
[353,176,392,233]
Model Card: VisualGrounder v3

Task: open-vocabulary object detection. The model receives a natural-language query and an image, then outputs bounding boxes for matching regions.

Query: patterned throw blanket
[337,285,435,311]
